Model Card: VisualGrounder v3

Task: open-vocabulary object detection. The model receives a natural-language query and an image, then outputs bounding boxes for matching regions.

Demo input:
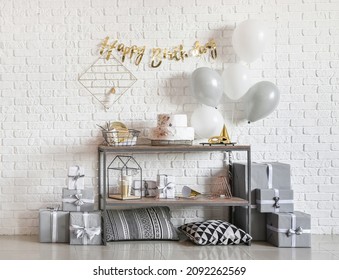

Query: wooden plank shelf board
[103,196,248,207]
[99,144,250,153]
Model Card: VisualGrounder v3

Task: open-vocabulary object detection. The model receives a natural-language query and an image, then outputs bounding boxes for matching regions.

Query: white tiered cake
[149,114,194,145]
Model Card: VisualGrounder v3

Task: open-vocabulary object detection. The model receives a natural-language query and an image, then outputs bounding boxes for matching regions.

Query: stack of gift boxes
[233,162,311,248]
[39,166,102,245]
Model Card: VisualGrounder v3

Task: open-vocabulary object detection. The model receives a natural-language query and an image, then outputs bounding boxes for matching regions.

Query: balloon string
[275,15,279,83]
[230,101,235,140]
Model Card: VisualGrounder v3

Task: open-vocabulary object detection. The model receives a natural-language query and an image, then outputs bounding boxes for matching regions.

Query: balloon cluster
[190,68,225,138]
[190,19,280,139]
[229,19,280,123]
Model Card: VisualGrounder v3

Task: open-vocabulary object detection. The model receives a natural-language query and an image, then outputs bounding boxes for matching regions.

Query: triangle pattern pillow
[179,220,252,245]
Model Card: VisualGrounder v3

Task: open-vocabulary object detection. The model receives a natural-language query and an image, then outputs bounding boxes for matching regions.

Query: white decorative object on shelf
[149,114,194,144]
[157,114,188,127]
[157,174,176,199]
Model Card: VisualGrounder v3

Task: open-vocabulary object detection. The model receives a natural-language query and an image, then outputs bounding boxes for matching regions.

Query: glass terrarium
[107,155,142,200]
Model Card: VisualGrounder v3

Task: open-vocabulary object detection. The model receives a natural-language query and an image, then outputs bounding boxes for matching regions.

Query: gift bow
[73,194,85,206]
[286,226,303,237]
[62,192,94,211]
[70,225,101,241]
[273,196,280,208]
[47,205,60,211]
[164,175,175,190]
[164,182,175,190]
[267,213,310,247]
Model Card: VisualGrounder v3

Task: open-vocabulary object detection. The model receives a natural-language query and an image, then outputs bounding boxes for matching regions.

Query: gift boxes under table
[256,189,294,213]
[233,162,292,240]
[69,211,102,245]
[233,162,291,205]
[266,211,311,248]
[39,209,70,243]
[62,188,95,212]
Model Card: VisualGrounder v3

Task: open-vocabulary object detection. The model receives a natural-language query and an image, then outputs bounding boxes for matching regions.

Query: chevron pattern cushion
[179,220,252,245]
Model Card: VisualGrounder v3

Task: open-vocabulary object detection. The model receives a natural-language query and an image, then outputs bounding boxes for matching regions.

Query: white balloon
[190,67,223,107]
[190,105,224,139]
[232,19,268,63]
[222,63,252,100]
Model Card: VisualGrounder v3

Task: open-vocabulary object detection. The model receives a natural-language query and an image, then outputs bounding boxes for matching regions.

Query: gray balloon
[244,81,280,122]
[191,67,223,107]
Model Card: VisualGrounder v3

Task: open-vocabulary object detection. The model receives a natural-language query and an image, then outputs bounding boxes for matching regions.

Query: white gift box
[132,180,146,197]
[157,175,176,199]
[158,184,176,199]
[157,174,175,188]
[67,165,85,190]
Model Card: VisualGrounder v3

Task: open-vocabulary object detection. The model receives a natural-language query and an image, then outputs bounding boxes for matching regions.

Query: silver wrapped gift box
[39,208,70,243]
[266,211,311,247]
[62,188,94,212]
[234,206,267,241]
[233,162,291,205]
[256,189,294,213]
[233,162,291,241]
[69,211,102,245]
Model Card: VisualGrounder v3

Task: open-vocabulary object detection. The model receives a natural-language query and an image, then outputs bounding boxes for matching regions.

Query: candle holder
[107,155,142,200]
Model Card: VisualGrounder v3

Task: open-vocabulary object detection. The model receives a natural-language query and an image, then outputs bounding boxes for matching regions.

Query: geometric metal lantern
[107,155,142,200]
[78,54,137,110]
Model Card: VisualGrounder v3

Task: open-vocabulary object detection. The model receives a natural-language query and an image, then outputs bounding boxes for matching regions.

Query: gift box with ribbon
[69,211,102,245]
[130,180,158,197]
[234,206,267,241]
[131,180,146,197]
[233,162,291,205]
[233,162,292,241]
[256,189,294,213]
[67,165,85,190]
[266,211,311,247]
[157,175,176,199]
[62,188,94,212]
[39,206,70,243]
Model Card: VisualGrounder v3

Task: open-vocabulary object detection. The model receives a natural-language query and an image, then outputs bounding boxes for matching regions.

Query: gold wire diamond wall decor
[78,54,137,110]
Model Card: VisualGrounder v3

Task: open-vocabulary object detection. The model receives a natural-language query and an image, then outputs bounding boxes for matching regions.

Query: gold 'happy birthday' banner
[100,37,217,68]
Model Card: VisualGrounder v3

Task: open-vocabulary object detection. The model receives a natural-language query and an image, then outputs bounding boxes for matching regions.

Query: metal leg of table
[247,148,251,246]
[102,152,107,246]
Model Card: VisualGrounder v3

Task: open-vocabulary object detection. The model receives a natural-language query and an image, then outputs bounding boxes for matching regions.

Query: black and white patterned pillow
[179,220,252,245]
[105,207,179,241]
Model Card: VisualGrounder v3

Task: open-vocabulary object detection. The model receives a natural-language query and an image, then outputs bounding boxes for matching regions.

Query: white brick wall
[0,0,338,235]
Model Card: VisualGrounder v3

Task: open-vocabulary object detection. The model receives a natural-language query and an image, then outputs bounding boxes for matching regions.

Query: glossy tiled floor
[0,235,338,260]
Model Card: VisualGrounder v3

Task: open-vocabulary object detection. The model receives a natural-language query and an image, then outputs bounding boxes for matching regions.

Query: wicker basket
[102,129,140,146]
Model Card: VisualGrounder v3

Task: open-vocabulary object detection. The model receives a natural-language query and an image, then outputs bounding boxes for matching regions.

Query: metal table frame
[98,144,251,245]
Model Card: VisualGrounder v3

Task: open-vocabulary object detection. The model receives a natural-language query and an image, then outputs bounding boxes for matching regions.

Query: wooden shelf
[99,144,250,153]
[103,196,248,207]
